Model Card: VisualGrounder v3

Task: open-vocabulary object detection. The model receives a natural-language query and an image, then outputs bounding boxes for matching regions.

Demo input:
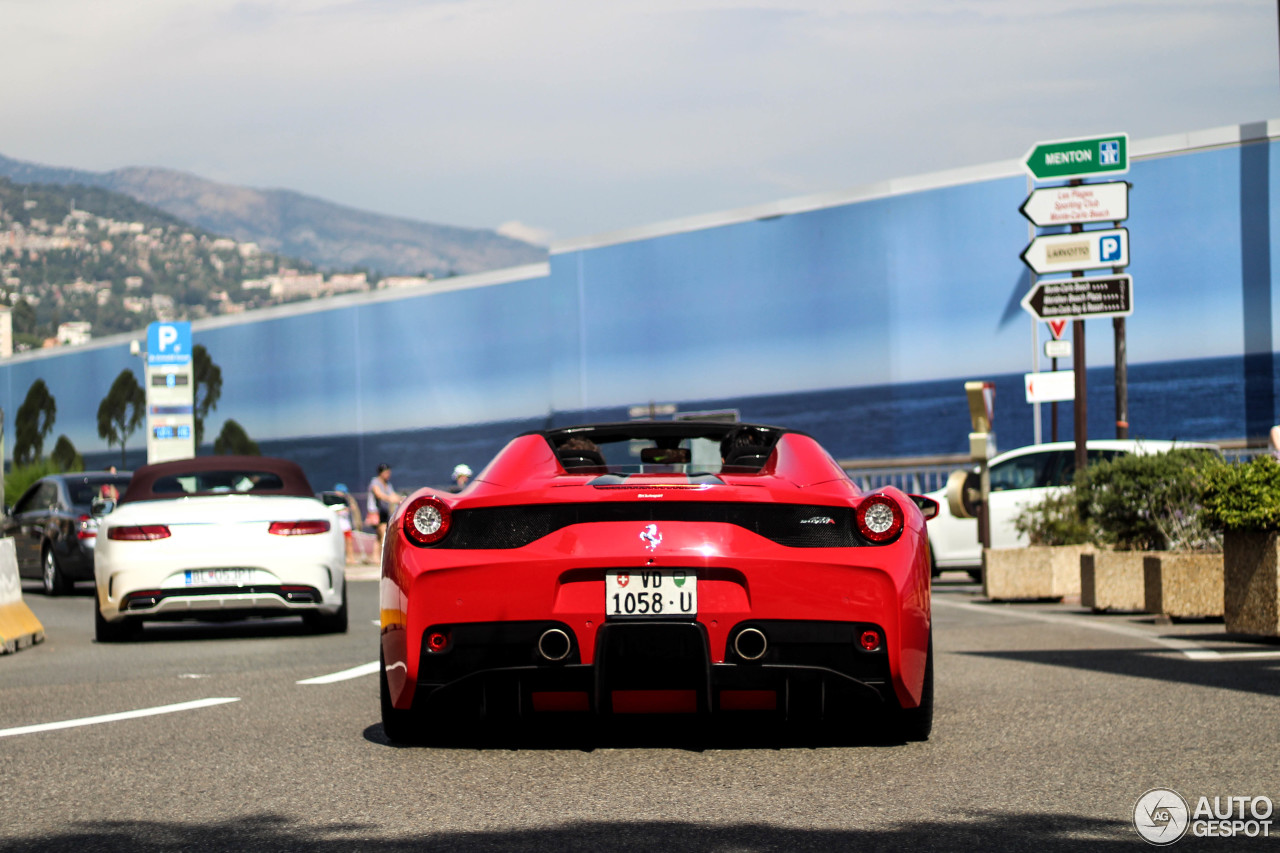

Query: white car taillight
[108,525,172,541]
[268,520,331,536]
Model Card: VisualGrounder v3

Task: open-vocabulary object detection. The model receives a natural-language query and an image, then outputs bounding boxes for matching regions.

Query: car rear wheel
[94,596,139,643]
[41,547,70,596]
[379,649,420,744]
[303,581,349,634]
[895,632,934,742]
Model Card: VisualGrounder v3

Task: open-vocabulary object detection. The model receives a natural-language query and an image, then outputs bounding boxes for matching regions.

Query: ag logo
[639,524,662,552]
[1134,788,1190,845]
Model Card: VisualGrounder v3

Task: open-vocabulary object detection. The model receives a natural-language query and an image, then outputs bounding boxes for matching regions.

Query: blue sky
[2,1,1278,243]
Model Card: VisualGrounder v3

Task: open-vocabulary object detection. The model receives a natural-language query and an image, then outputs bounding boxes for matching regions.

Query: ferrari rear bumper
[412,619,895,720]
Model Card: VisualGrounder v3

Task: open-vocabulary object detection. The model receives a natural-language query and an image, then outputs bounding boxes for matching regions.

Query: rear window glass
[68,477,132,507]
[151,471,286,496]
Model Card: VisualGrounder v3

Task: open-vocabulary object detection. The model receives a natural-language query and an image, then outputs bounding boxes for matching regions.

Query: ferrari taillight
[403,496,451,546]
[268,520,331,536]
[856,494,904,543]
[108,525,171,541]
[860,630,882,652]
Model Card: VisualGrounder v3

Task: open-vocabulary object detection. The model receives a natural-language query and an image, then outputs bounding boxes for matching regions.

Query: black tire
[967,568,983,583]
[895,633,934,742]
[94,595,139,643]
[928,543,940,578]
[303,581,349,634]
[41,546,70,596]
[379,649,420,744]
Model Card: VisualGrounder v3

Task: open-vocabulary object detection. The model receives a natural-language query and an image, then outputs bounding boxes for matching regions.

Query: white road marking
[933,598,1269,661]
[296,661,379,684]
[1182,649,1280,661]
[0,697,240,740]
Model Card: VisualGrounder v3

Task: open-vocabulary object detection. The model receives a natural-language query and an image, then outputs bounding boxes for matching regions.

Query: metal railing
[839,439,1270,494]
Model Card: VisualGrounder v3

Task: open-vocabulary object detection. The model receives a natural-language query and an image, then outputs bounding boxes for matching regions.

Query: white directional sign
[1021,228,1128,275]
[1025,370,1075,403]
[1020,181,1129,227]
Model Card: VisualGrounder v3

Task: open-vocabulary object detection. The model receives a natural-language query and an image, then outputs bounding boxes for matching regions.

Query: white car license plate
[184,568,255,587]
[605,570,696,617]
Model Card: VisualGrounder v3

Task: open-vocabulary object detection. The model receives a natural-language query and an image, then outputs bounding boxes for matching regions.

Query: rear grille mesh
[429,502,866,550]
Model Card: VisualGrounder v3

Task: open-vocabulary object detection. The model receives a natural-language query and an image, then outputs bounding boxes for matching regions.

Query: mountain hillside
[0,154,545,276]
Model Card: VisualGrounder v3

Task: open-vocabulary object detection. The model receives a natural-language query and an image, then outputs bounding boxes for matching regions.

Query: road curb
[0,539,44,654]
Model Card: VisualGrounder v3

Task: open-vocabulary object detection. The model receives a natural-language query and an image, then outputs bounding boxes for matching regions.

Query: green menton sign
[1024,134,1129,181]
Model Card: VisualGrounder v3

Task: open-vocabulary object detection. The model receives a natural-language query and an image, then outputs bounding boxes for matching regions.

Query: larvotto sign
[1024,133,1130,180]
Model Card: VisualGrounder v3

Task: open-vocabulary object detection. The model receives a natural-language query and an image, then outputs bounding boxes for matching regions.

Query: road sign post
[145,322,195,464]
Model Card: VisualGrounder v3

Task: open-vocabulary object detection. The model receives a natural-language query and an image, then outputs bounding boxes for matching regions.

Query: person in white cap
[451,463,473,492]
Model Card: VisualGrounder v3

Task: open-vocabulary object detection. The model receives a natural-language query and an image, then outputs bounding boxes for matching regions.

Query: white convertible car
[926,439,1217,579]
[94,456,347,641]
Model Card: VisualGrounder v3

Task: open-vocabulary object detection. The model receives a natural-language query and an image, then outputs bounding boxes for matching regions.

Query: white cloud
[496,221,554,246]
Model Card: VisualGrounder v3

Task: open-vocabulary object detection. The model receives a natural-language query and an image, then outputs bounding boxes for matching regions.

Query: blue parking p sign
[147,322,192,366]
[1099,235,1123,263]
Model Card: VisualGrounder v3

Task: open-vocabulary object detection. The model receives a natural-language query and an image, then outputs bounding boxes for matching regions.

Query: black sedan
[3,471,132,595]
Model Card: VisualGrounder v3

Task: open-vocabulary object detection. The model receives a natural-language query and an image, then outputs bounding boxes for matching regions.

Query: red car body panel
[381,427,932,722]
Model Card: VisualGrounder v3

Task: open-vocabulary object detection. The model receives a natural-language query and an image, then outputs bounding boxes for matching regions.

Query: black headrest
[641,447,690,464]
[723,444,772,467]
[558,448,607,469]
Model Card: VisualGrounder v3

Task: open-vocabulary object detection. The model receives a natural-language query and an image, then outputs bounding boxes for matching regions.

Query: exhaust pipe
[537,628,572,662]
[734,627,768,661]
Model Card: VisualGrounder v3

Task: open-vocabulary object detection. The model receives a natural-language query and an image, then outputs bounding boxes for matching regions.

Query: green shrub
[4,458,62,508]
[1201,454,1280,532]
[1078,448,1221,552]
[1014,487,1096,546]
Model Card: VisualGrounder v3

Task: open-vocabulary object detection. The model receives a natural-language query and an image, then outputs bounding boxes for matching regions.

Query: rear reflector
[268,520,331,536]
[108,525,171,541]
[531,691,591,712]
[610,689,697,714]
[719,690,777,711]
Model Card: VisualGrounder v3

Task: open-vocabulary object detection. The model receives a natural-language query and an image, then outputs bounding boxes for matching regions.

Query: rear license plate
[605,570,696,617]
[184,568,254,587]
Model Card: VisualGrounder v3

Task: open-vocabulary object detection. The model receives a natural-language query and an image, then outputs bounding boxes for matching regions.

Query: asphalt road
[2,574,1278,852]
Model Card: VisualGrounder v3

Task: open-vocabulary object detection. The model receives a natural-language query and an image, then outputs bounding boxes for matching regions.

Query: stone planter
[984,544,1092,601]
[1223,530,1280,637]
[1080,551,1147,612]
[1143,552,1224,619]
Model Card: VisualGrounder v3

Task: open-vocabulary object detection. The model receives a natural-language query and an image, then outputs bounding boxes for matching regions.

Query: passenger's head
[560,436,600,453]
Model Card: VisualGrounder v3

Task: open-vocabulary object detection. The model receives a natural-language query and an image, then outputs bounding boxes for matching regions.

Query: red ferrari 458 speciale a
[379,421,936,743]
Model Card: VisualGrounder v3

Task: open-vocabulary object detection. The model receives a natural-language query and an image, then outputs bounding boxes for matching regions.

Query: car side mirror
[908,494,939,521]
[91,496,116,517]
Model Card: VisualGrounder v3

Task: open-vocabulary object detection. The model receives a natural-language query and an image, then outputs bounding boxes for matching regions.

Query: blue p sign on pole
[147,322,192,366]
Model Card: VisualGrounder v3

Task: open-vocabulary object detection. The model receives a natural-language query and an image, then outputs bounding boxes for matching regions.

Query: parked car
[926,439,1218,579]
[380,420,938,743]
[93,455,347,641]
[1,471,133,595]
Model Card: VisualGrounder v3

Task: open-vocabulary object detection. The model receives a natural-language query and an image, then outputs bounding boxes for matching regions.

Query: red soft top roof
[119,455,314,503]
